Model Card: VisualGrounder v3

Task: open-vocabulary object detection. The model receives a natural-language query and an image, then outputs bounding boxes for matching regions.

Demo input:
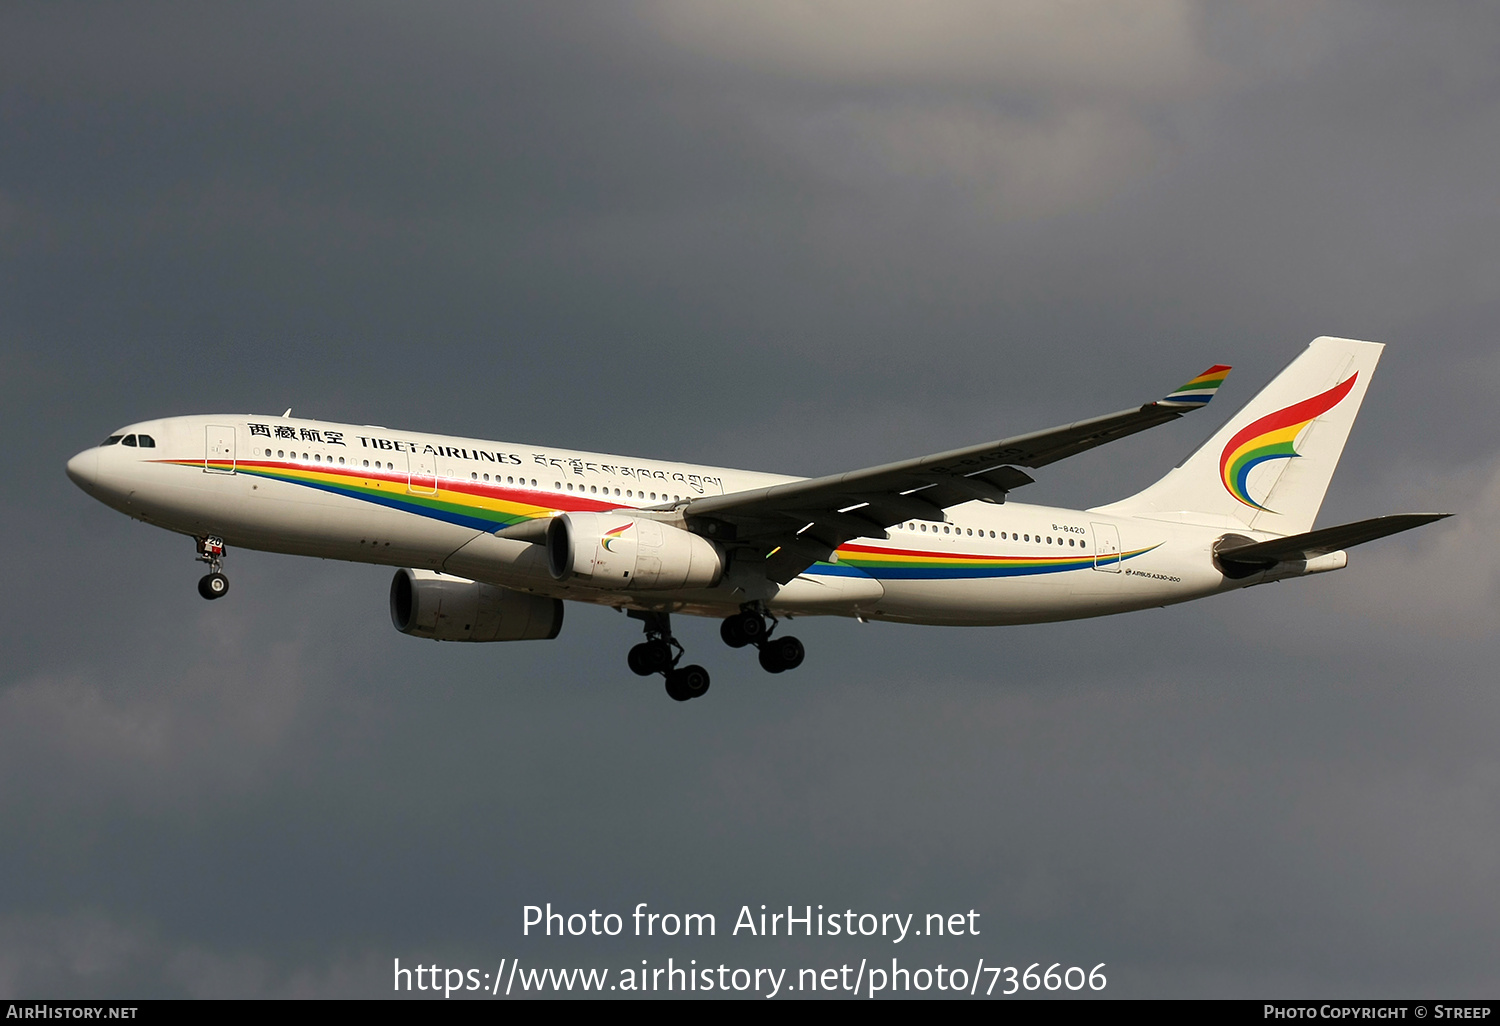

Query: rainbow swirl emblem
[1219,374,1358,511]
[601,523,632,552]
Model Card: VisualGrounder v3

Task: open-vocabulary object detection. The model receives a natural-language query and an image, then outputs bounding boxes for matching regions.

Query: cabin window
[1069,538,1075,546]
[471,472,478,480]
[338,457,344,464]
[1080,541,1087,550]
[265,449,272,457]
[362,460,369,467]
[122,435,137,447]
[314,454,321,462]
[566,483,574,491]
[1023,534,1030,542]
[920,524,927,532]
[101,434,123,446]
[278,450,285,458]
[989,530,996,538]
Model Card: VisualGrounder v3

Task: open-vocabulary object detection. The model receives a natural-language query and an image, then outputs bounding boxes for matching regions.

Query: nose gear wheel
[194,536,229,600]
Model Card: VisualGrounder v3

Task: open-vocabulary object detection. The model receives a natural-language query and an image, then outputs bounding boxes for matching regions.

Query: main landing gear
[623,605,805,701]
[720,605,805,674]
[627,611,710,702]
[195,535,229,600]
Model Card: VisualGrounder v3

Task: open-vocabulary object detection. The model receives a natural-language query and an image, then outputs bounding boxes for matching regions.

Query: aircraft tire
[198,573,229,600]
[641,639,674,673]
[664,672,692,702]
[627,644,654,676]
[678,664,710,699]
[720,617,748,648]
[773,635,804,671]
[759,635,803,673]
[735,611,765,644]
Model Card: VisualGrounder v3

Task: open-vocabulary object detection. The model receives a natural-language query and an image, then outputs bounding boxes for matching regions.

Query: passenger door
[1090,522,1122,572]
[205,425,236,474]
[408,449,437,495]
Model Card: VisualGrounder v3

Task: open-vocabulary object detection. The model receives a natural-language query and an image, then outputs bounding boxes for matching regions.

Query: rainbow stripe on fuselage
[812,542,1157,580]
[1218,374,1358,511]
[166,457,1153,583]
[169,457,616,532]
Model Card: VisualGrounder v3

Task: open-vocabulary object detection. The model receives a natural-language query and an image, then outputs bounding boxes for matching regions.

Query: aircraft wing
[684,364,1233,583]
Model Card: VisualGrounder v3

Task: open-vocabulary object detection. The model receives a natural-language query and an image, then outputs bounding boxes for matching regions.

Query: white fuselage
[66,414,1296,626]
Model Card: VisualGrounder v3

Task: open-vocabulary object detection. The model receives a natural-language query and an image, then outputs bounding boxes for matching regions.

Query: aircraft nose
[66,448,98,492]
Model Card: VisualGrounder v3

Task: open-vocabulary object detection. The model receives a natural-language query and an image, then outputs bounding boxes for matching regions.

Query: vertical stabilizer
[1097,337,1384,536]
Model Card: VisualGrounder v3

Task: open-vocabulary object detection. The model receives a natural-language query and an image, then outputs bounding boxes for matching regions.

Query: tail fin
[1098,337,1384,536]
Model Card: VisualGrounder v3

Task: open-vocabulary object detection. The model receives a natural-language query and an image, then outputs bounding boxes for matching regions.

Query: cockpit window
[122,435,138,447]
[101,435,123,446]
[136,434,156,448]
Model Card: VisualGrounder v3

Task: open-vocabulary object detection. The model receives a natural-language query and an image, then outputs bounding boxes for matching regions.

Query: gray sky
[3,1,1498,998]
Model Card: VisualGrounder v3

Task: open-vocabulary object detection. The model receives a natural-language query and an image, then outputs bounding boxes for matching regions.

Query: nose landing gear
[722,604,804,673]
[627,611,710,701]
[195,536,229,600]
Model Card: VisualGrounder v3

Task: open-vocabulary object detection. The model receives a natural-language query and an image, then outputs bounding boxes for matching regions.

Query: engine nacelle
[390,569,564,641]
[546,512,724,591]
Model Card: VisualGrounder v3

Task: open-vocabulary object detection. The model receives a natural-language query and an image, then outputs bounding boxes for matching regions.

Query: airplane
[65,336,1447,701]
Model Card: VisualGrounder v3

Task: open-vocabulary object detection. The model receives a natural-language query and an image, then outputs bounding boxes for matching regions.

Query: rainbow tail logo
[1218,375,1358,512]
[601,523,632,552]
[1098,337,1384,535]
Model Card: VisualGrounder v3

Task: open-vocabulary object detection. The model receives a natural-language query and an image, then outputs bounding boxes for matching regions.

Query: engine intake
[390,569,564,641]
[547,512,724,591]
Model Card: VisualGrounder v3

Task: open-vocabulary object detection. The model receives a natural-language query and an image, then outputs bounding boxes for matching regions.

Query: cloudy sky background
[3,1,1498,997]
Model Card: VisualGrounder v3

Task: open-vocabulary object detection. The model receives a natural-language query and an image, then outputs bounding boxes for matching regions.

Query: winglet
[1156,364,1232,409]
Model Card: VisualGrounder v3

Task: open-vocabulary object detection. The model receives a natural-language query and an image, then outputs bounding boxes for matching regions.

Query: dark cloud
[3,1,1497,997]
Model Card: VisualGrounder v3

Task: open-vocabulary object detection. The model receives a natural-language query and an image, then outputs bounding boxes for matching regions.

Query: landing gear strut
[195,536,229,600]
[627,611,710,701]
[721,604,804,674]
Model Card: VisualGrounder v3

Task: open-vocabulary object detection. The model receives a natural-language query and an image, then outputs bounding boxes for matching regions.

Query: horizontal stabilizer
[1217,513,1450,574]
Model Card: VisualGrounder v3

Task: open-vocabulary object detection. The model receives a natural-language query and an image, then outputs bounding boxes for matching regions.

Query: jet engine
[546,512,724,590]
[390,568,564,641]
